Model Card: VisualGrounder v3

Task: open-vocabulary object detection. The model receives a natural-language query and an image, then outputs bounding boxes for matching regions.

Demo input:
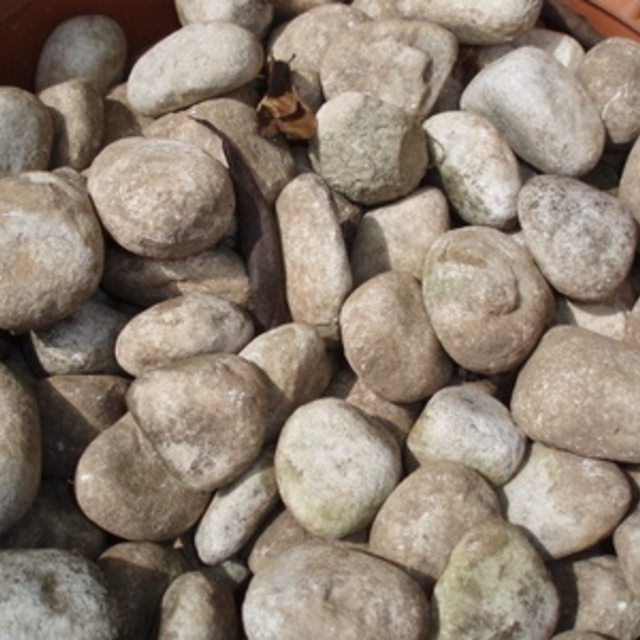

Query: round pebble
[128,354,269,491]
[369,461,501,585]
[35,15,127,93]
[0,173,104,333]
[175,0,273,36]
[341,271,452,403]
[115,293,254,377]
[275,397,401,538]
[0,87,52,177]
[128,22,263,117]
[407,385,526,485]
[88,137,234,259]
[422,227,554,374]
[242,543,429,640]
[518,175,636,302]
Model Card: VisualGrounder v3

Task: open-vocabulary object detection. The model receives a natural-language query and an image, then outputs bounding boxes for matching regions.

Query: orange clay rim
[561,0,640,40]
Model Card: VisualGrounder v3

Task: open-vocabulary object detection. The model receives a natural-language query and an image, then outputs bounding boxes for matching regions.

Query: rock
[205,557,251,593]
[128,354,269,491]
[75,413,210,541]
[88,137,234,260]
[271,0,334,18]
[102,83,153,145]
[503,442,631,559]
[620,135,640,223]
[242,543,429,640]
[576,37,640,145]
[0,549,117,638]
[320,19,457,118]
[102,243,251,309]
[551,555,640,639]
[240,322,331,440]
[511,326,640,462]
[115,293,254,377]
[35,374,128,478]
[190,98,296,204]
[0,363,41,534]
[310,92,428,205]
[433,520,559,639]
[461,47,605,176]
[422,227,554,374]
[99,542,188,640]
[518,175,636,302]
[614,508,640,598]
[269,4,370,73]
[324,368,420,445]
[553,633,607,640]
[352,0,542,45]
[275,398,401,538]
[128,23,262,117]
[27,299,127,376]
[175,0,272,36]
[39,78,104,171]
[341,272,451,403]
[276,173,352,341]
[35,15,127,93]
[0,172,104,333]
[350,188,449,285]
[369,462,501,585]
[0,480,107,559]
[0,87,52,177]
[424,111,521,228]
[195,448,279,565]
[158,571,240,640]
[407,385,525,485]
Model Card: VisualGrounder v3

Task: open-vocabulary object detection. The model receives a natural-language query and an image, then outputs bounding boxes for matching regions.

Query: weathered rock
[88,137,234,259]
[275,398,401,538]
[0,549,117,638]
[424,111,521,228]
[407,385,525,485]
[0,87,52,177]
[433,520,559,639]
[0,172,104,333]
[0,363,41,534]
[310,92,428,205]
[614,507,640,598]
[195,448,279,565]
[115,293,254,377]
[511,326,640,462]
[240,322,331,440]
[369,462,501,585]
[461,47,605,176]
[128,354,269,491]
[102,83,152,145]
[503,442,631,559]
[158,571,240,640]
[422,227,554,374]
[75,413,210,541]
[518,175,636,302]
[243,543,429,640]
[175,0,272,36]
[35,15,127,93]
[341,272,451,403]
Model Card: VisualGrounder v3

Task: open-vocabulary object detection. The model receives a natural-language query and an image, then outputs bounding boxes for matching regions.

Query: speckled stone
[175,0,272,36]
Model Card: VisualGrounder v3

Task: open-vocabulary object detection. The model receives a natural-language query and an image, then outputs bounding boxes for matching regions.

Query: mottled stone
[176,0,272,36]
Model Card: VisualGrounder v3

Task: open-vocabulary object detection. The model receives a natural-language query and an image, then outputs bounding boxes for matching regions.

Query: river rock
[128,22,263,117]
[176,0,272,35]
[511,325,640,462]
[620,135,640,223]
[341,272,452,403]
[369,462,501,585]
[518,175,636,302]
[424,111,521,228]
[503,442,631,559]
[0,549,117,638]
[128,354,269,491]
[0,172,104,333]
[242,543,429,640]
[422,227,554,374]
[461,47,605,176]
[115,293,254,376]
[433,520,559,639]
[407,385,525,485]
[240,322,331,439]
[275,398,401,538]
[614,508,640,598]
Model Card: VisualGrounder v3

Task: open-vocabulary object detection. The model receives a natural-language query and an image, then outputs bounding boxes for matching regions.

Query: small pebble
[175,0,273,36]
